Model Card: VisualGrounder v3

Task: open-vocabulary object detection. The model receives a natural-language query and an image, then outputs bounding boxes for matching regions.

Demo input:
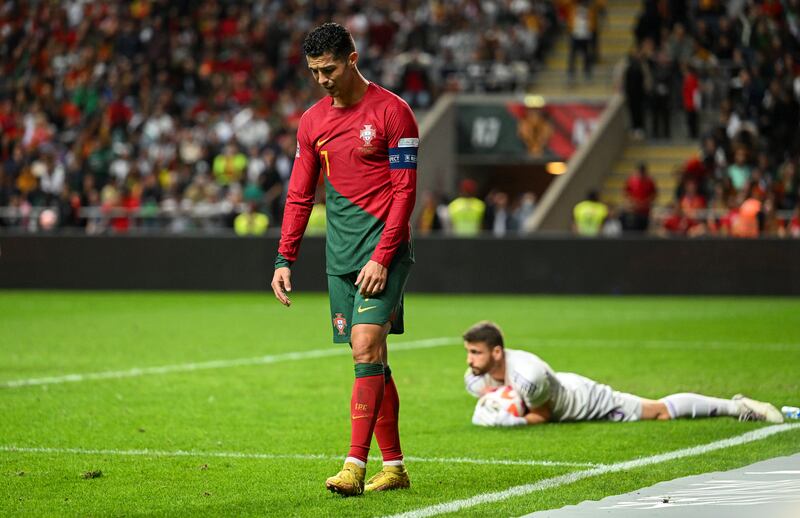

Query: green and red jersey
[275,83,418,274]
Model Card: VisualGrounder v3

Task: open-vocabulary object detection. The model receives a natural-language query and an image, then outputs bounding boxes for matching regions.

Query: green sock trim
[384,365,392,382]
[354,363,384,378]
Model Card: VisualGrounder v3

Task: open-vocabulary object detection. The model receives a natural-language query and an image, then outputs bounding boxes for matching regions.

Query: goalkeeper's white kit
[465,348,642,422]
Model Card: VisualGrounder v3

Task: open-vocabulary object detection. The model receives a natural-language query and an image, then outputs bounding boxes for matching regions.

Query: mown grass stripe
[6,336,797,390]
[0,337,456,389]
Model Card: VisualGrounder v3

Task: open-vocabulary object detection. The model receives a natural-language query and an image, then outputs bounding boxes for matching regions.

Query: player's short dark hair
[302,23,355,61]
[463,321,504,348]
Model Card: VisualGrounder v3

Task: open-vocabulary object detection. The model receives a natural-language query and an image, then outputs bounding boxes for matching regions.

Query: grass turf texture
[0,291,798,517]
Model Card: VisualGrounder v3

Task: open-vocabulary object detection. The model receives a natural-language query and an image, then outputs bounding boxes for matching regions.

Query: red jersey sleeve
[275,114,320,268]
[370,100,418,267]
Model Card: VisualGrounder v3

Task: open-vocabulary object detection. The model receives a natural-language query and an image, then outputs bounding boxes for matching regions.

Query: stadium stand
[3,1,795,238]
[0,0,559,234]
[602,0,800,237]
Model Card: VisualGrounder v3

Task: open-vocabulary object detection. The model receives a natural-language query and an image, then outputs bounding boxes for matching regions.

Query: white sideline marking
[0,337,455,389]
[524,337,800,353]
[746,470,800,475]
[0,445,598,468]
[404,456,598,468]
[383,423,800,518]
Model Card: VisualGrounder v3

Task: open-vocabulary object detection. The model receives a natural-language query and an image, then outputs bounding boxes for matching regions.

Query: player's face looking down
[306,52,357,98]
[465,340,503,376]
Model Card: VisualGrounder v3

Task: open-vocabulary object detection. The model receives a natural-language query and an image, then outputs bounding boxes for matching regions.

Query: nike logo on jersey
[357,305,377,313]
[316,137,331,147]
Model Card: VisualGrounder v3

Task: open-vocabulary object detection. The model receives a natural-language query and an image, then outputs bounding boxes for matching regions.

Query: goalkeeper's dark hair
[463,321,504,348]
[303,23,355,61]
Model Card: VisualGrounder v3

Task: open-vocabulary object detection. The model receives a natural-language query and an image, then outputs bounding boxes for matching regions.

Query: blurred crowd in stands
[417,179,538,237]
[618,0,800,238]
[4,0,797,239]
[0,0,558,235]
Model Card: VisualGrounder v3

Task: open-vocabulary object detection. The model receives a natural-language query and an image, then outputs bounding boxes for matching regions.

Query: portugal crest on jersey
[333,313,347,335]
[359,124,375,145]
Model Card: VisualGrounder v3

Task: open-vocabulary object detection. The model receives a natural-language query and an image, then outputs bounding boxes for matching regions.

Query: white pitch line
[0,337,455,389]
[0,445,598,468]
[524,337,800,353]
[383,423,800,518]
[5,337,797,389]
[402,455,599,468]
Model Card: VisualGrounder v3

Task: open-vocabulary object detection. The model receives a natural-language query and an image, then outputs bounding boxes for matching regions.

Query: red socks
[347,364,404,464]
[347,364,385,462]
[374,374,403,462]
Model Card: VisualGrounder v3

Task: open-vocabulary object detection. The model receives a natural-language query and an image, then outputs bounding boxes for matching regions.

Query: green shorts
[328,256,412,343]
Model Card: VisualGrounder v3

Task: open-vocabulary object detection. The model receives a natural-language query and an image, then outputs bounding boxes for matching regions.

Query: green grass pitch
[1,291,799,516]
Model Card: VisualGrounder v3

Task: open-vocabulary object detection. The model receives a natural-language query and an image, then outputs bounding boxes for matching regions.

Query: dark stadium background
[1,0,798,294]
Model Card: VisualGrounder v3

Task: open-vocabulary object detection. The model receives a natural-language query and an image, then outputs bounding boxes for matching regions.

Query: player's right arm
[523,405,551,425]
[271,114,320,306]
[511,357,556,425]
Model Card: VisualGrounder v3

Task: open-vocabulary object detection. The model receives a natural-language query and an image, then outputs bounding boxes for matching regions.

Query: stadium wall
[527,93,628,232]
[1,235,798,295]
[417,93,457,200]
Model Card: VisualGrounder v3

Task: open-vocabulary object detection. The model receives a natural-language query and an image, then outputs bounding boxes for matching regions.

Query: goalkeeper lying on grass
[462,321,785,427]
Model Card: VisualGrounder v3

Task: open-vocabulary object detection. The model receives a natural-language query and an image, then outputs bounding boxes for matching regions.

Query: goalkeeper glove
[493,410,527,427]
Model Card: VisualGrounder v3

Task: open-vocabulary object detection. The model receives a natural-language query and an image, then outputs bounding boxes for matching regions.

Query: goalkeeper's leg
[640,393,781,422]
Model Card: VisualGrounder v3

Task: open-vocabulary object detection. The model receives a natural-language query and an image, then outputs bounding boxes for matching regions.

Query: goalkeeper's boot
[325,462,366,496]
[733,394,784,423]
[365,464,410,492]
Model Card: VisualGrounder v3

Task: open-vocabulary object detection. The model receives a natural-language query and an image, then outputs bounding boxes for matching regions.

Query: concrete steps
[533,1,705,215]
[533,0,639,95]
[600,141,700,209]
[549,39,633,56]
[622,144,697,160]
[533,83,616,97]
[603,190,676,207]
[613,160,680,175]
[605,176,678,190]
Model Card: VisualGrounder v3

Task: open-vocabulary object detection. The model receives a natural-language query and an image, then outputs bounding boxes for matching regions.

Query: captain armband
[389,138,418,170]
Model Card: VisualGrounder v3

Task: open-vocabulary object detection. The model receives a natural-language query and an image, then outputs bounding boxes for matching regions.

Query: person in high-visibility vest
[234,202,269,236]
[448,179,485,236]
[305,202,327,236]
[572,190,608,236]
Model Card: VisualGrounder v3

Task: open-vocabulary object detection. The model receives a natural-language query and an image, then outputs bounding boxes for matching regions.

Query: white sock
[384,459,404,467]
[345,457,366,468]
[660,393,739,419]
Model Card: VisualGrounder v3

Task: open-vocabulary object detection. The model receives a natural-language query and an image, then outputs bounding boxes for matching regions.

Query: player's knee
[350,336,383,364]
[352,348,381,364]
[641,400,672,421]
[350,324,388,363]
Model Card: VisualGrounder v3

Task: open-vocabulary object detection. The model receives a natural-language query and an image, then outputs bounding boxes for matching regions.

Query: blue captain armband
[389,143,418,170]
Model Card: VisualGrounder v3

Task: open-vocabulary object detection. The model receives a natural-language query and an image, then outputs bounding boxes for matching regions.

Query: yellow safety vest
[234,212,269,236]
[448,197,486,236]
[305,203,327,236]
[573,200,608,236]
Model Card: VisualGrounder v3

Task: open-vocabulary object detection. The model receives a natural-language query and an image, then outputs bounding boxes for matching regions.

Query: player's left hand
[356,260,387,297]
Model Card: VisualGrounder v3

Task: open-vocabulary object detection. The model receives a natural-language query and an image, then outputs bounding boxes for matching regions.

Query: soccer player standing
[270,23,417,496]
